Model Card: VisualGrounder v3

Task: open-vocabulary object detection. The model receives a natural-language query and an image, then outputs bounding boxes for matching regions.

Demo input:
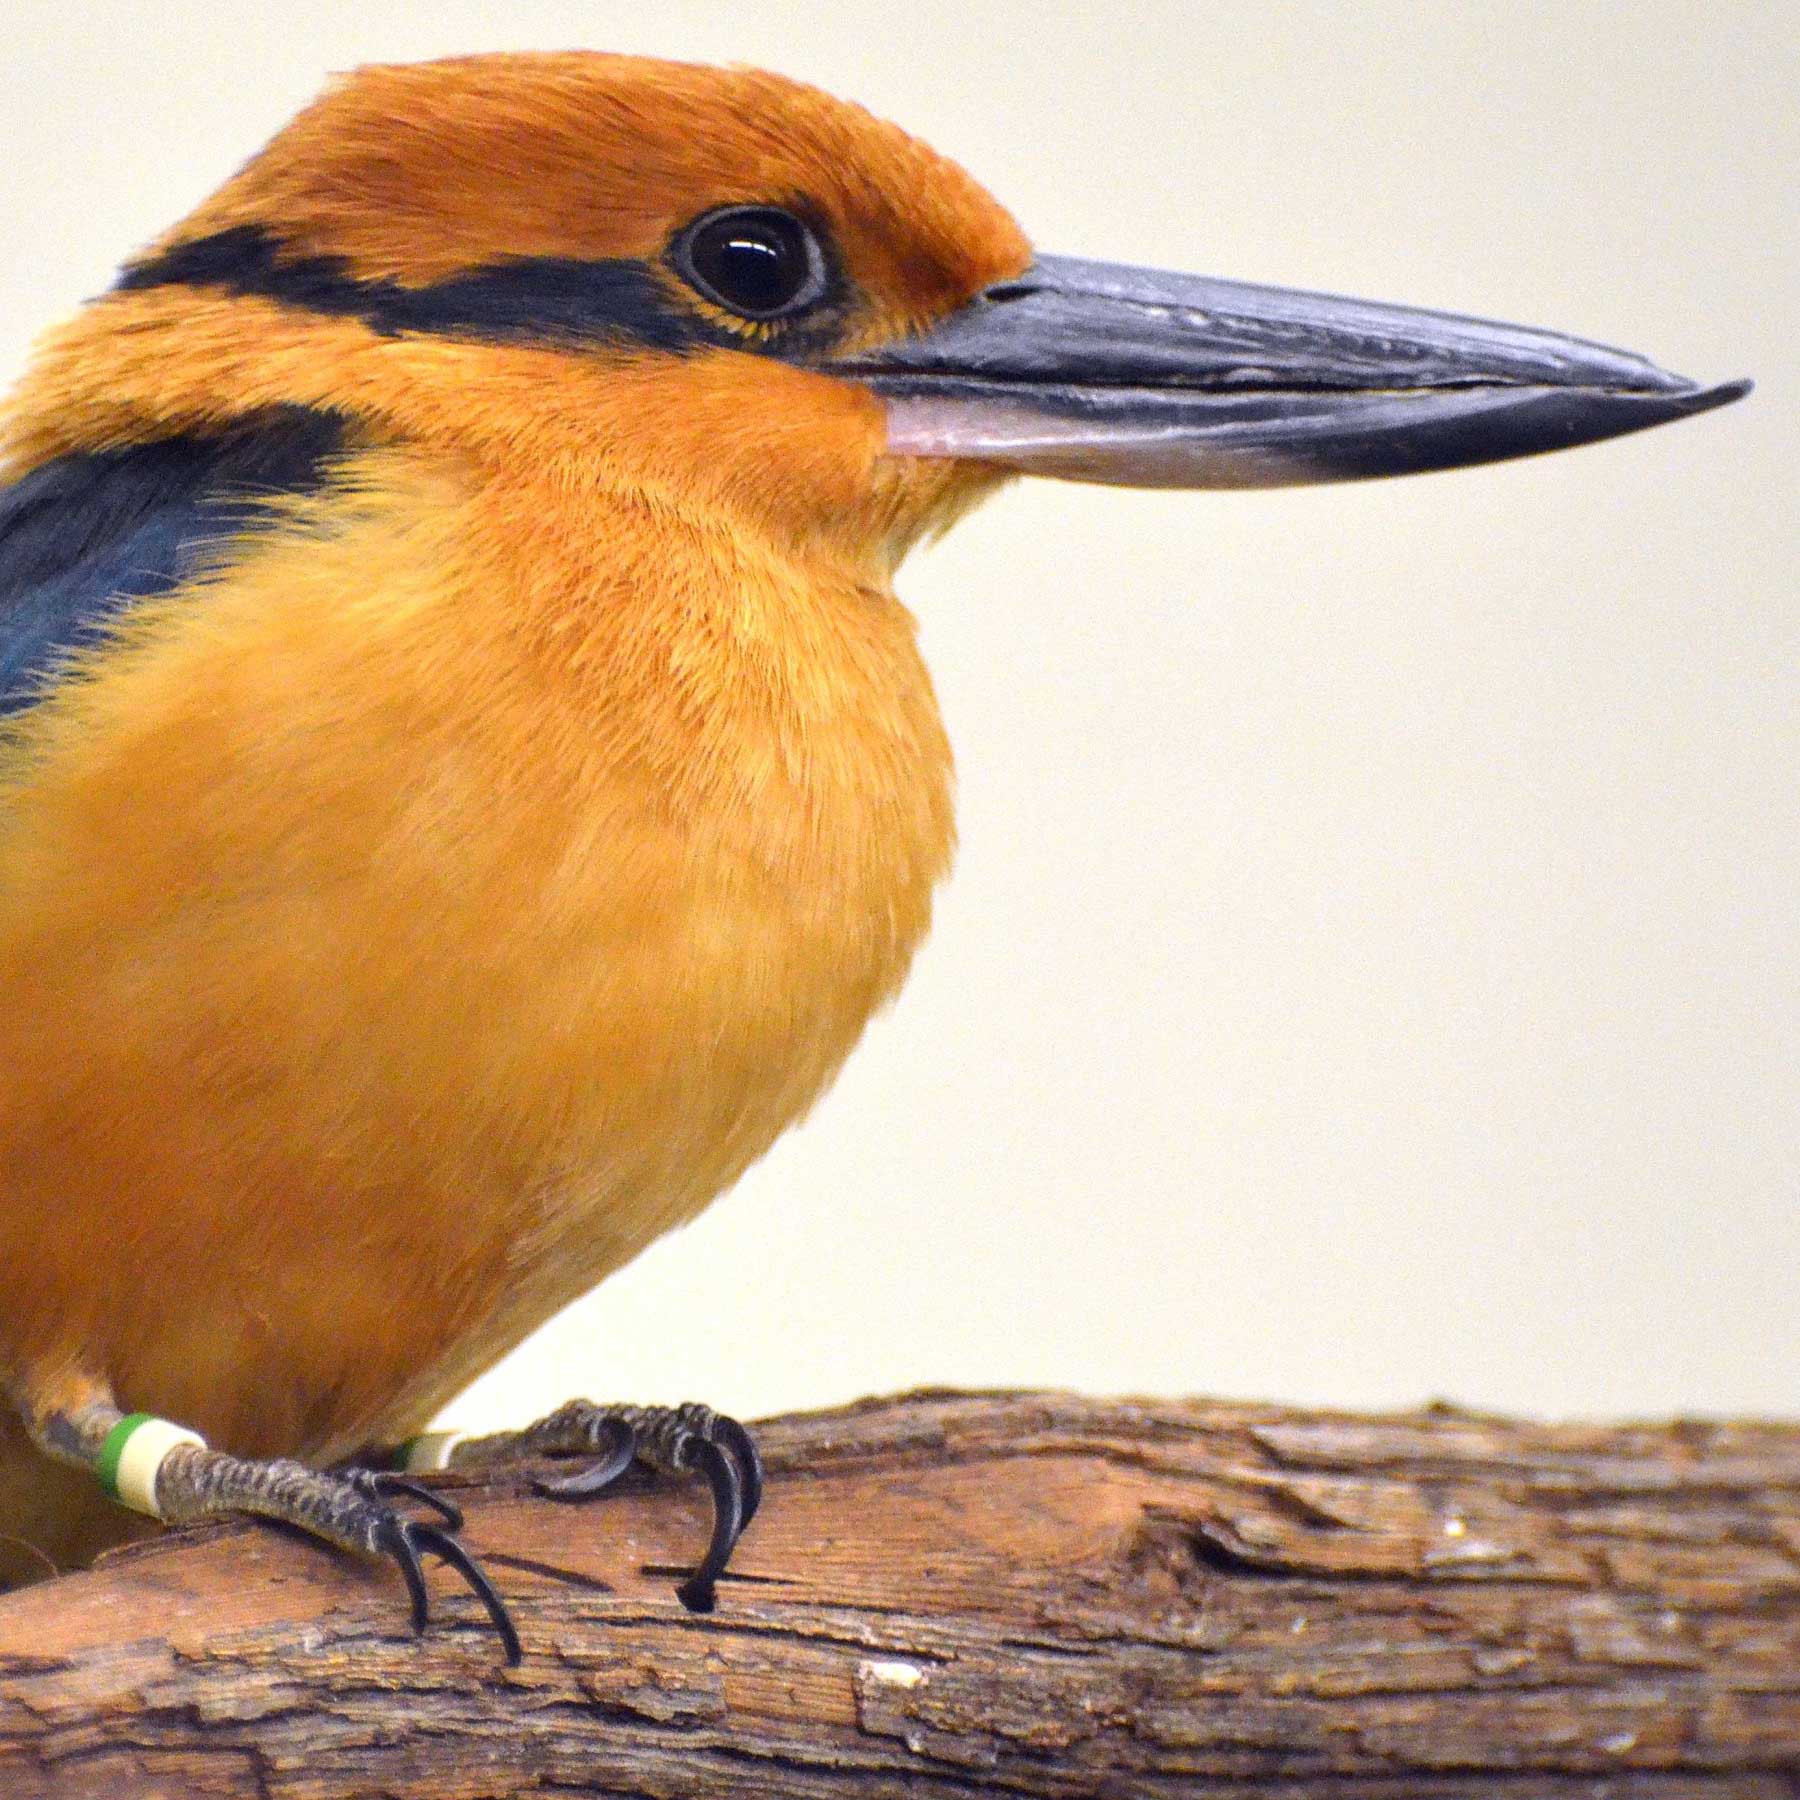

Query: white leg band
[100,1414,208,1519]
[400,1429,467,1473]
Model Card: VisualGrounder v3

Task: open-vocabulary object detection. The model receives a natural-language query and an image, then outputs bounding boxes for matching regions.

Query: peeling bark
[0,1390,1796,1797]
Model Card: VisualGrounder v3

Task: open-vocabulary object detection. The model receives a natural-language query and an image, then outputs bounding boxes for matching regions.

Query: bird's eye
[674,206,827,321]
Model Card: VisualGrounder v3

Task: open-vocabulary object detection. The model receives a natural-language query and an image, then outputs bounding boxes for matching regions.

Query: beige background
[3,2,1792,1426]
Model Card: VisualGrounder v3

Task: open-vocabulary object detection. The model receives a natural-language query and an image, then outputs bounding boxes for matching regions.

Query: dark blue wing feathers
[0,407,343,716]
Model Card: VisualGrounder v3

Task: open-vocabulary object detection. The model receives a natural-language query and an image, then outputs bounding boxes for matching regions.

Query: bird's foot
[421,1400,762,1612]
[157,1445,521,1662]
[14,1388,522,1662]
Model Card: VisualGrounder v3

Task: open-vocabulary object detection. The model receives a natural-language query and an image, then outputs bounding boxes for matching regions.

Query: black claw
[534,1417,637,1500]
[375,1515,433,1635]
[410,1523,524,1667]
[355,1470,465,1532]
[372,1514,522,1665]
[675,1436,744,1615]
[710,1415,765,1532]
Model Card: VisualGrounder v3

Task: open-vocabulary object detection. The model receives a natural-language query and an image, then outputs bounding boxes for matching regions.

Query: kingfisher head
[23,51,1746,563]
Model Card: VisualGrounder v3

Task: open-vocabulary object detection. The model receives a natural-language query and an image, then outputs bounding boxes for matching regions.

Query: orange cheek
[578,352,897,536]
[735,371,1013,560]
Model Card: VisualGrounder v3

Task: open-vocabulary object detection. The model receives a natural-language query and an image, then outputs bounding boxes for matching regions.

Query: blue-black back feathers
[0,407,343,717]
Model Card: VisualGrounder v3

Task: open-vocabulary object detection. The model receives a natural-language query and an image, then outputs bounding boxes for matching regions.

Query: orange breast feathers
[0,422,954,1462]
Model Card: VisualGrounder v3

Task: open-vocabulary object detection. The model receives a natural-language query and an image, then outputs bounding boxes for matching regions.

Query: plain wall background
[3,1,1792,1425]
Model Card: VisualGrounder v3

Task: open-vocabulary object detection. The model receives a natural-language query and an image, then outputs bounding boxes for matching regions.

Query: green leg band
[95,1412,208,1516]
[96,1412,156,1501]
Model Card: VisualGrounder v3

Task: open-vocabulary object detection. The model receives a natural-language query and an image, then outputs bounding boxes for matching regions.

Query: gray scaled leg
[19,1384,520,1663]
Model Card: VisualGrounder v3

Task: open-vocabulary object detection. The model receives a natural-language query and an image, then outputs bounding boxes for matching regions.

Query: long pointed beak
[834,255,1749,487]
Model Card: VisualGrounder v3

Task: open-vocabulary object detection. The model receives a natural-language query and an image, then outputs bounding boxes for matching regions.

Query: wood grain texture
[0,1390,1796,1797]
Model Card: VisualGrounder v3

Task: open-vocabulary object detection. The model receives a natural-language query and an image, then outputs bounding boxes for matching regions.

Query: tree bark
[0,1390,1796,1797]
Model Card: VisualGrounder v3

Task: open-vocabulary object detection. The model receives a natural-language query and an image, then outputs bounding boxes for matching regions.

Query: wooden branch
[0,1391,1796,1796]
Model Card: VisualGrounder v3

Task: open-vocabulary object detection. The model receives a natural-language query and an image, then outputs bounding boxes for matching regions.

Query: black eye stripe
[115,221,846,361]
[118,224,714,353]
[672,206,828,322]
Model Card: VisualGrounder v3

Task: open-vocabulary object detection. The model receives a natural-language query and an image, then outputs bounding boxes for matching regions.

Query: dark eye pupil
[707,234,789,310]
[680,208,821,320]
